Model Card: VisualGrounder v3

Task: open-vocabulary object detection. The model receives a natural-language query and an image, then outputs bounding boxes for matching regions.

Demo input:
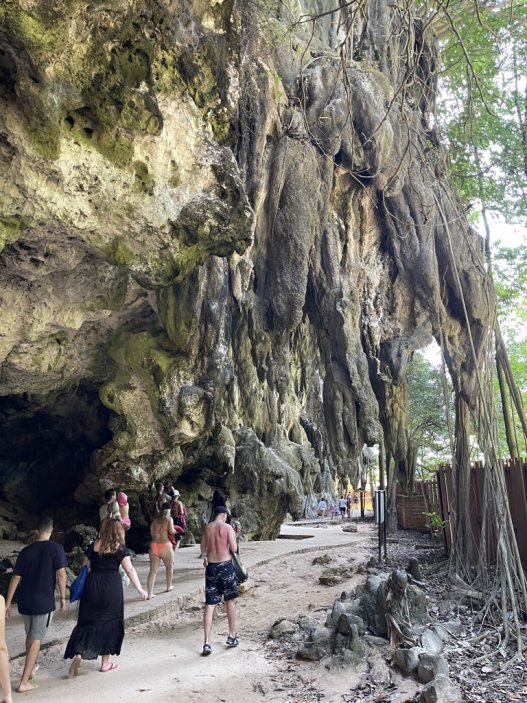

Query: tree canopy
[437,0,527,225]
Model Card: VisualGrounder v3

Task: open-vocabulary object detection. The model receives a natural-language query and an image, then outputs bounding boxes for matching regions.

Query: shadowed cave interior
[0,385,112,525]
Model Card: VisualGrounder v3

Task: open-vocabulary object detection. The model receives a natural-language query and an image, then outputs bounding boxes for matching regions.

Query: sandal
[99,662,118,672]
[226,635,239,647]
[201,643,212,656]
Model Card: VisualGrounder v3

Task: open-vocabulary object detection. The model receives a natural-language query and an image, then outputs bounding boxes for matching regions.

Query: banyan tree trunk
[452,393,476,573]
[496,355,519,459]
[495,324,527,442]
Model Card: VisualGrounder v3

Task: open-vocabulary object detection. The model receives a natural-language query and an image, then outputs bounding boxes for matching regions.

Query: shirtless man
[200,506,239,656]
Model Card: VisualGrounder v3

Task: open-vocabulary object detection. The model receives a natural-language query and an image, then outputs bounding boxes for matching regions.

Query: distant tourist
[200,506,239,656]
[147,504,176,599]
[153,481,171,517]
[165,478,177,499]
[99,489,120,523]
[5,516,67,693]
[206,488,241,537]
[116,492,131,530]
[65,518,147,676]
[170,490,187,550]
[338,496,347,518]
[208,488,227,522]
[317,498,327,517]
[171,490,187,531]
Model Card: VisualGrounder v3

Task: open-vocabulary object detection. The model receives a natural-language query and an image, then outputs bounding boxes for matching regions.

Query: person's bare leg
[147,553,160,598]
[16,640,40,692]
[0,607,12,703]
[68,655,81,678]
[225,599,237,639]
[23,636,38,679]
[163,547,174,591]
[203,604,215,645]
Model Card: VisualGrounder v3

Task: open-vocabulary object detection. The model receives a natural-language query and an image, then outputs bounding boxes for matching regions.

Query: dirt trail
[6,525,424,703]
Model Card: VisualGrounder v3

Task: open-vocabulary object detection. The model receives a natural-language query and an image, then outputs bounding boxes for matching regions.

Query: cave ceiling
[0,0,494,537]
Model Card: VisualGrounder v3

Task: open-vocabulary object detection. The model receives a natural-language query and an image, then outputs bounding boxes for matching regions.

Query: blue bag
[69,564,88,602]
[69,542,95,602]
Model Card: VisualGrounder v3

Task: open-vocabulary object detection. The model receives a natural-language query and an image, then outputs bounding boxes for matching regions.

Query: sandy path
[7,527,418,702]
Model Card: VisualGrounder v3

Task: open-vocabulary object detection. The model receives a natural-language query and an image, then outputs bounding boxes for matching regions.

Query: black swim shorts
[205,560,239,605]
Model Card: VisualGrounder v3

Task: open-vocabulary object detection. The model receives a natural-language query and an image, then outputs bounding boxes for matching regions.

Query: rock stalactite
[0,1,493,539]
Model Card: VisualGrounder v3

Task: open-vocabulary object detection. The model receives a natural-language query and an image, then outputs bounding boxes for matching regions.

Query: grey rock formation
[419,675,462,703]
[393,646,425,674]
[297,624,333,661]
[269,618,300,639]
[420,628,444,657]
[417,652,449,684]
[0,1,494,537]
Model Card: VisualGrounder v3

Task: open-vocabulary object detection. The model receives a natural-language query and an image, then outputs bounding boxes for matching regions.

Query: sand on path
[6,522,418,703]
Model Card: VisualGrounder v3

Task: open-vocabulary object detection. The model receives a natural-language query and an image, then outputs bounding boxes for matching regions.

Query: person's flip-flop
[99,663,118,672]
[201,643,212,656]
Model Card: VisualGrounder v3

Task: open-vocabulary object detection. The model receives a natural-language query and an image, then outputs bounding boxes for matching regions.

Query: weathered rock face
[0,1,493,537]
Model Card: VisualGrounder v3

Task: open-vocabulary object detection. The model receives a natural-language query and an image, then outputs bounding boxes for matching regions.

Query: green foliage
[407,351,453,478]
[423,510,445,541]
[492,244,527,322]
[438,3,527,224]
[437,5,527,457]
[490,244,527,455]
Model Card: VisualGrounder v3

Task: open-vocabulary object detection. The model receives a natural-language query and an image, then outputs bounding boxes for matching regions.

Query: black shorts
[205,560,239,605]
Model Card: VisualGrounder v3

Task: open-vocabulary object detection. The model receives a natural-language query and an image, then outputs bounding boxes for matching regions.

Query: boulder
[319,566,353,586]
[363,635,388,648]
[325,599,364,630]
[64,524,98,552]
[370,657,392,685]
[420,628,443,656]
[297,615,319,632]
[269,619,300,639]
[67,546,86,574]
[312,553,332,565]
[297,625,332,661]
[407,584,429,625]
[431,620,463,641]
[419,675,462,703]
[332,633,366,663]
[417,653,449,684]
[393,646,425,674]
[336,613,365,638]
[407,557,424,582]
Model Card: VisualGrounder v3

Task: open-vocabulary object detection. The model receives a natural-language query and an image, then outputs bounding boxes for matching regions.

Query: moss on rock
[133,160,155,195]
[99,329,174,416]
[0,216,21,252]
[104,237,136,268]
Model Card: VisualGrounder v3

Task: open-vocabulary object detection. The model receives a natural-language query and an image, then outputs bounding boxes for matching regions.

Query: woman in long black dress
[65,518,147,676]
